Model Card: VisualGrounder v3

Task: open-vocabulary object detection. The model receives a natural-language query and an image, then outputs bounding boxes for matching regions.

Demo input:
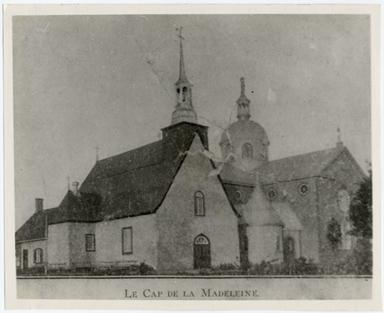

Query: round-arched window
[242,143,253,159]
[338,190,350,213]
[267,188,277,200]
[299,183,309,195]
[194,191,205,216]
[235,190,243,203]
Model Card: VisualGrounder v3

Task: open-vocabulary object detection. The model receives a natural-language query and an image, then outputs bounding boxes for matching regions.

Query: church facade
[15,31,366,274]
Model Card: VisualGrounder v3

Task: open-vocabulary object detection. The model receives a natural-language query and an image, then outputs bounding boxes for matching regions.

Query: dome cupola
[220,77,269,171]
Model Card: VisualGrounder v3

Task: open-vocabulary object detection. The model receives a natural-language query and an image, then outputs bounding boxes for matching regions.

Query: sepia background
[13,15,371,228]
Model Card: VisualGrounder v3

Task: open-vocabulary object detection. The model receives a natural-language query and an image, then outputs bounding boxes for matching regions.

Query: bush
[322,238,372,275]
[246,258,319,275]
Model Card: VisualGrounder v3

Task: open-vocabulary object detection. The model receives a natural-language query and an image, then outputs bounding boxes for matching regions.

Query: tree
[326,218,342,249]
[349,168,372,239]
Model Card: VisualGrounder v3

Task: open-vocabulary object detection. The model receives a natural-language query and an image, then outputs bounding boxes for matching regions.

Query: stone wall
[316,149,366,265]
[262,177,320,262]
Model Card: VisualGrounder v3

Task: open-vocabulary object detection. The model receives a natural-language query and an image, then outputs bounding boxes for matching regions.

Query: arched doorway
[283,236,295,264]
[194,234,211,269]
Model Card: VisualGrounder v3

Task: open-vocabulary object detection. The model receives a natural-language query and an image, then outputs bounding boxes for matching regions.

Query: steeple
[336,127,343,149]
[171,27,197,125]
[237,77,251,121]
[176,27,190,86]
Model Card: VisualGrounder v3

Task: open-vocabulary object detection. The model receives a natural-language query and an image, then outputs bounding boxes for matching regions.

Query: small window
[194,191,205,216]
[235,190,243,203]
[337,189,350,213]
[267,188,277,200]
[276,235,281,252]
[85,234,96,252]
[182,87,188,102]
[33,248,43,264]
[242,143,253,159]
[122,227,133,255]
[299,183,309,195]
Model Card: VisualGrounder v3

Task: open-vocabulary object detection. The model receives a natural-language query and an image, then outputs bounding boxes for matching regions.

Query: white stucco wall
[17,240,47,269]
[95,214,157,268]
[247,225,284,264]
[283,229,302,259]
[68,223,96,267]
[47,223,70,268]
[157,135,240,272]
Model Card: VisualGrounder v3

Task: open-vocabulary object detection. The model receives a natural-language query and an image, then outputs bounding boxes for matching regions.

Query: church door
[22,249,28,269]
[283,236,295,264]
[194,234,211,269]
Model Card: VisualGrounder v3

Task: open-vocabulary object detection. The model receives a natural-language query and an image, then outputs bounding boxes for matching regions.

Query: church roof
[16,123,208,242]
[259,146,343,183]
[15,191,101,242]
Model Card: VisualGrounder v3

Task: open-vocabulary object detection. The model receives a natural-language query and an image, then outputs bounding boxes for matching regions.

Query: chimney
[72,181,80,196]
[35,198,43,213]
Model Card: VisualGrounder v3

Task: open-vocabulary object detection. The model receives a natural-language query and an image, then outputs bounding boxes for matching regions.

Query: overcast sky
[13,15,371,228]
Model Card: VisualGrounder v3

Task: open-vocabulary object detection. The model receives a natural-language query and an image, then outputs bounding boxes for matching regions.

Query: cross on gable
[176,26,185,41]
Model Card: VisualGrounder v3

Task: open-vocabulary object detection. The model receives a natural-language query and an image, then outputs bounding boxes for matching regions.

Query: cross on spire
[336,127,343,148]
[95,146,100,162]
[240,77,245,96]
[236,77,251,120]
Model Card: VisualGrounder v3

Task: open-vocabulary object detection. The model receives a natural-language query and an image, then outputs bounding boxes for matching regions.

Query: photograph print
[9,10,376,302]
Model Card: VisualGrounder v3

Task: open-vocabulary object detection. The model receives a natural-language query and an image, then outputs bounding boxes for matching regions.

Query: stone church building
[15,31,366,273]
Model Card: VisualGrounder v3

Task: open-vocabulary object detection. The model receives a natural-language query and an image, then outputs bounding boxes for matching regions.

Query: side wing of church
[15,29,366,274]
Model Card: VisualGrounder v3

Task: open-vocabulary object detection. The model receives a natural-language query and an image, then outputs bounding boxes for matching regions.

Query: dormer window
[242,143,253,159]
[194,191,205,216]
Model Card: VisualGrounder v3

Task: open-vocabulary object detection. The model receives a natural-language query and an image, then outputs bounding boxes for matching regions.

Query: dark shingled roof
[16,122,208,242]
[259,146,343,183]
[220,146,344,187]
[15,191,102,242]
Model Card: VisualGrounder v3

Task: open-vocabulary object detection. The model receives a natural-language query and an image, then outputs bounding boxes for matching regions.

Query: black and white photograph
[4,4,381,309]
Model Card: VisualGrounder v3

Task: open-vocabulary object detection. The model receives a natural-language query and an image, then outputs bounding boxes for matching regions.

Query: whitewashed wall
[17,239,47,269]
[157,135,240,272]
[47,223,70,268]
[95,214,157,268]
[68,222,96,267]
[247,225,284,264]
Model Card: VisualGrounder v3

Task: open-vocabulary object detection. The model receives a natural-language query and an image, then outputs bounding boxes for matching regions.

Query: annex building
[15,31,366,273]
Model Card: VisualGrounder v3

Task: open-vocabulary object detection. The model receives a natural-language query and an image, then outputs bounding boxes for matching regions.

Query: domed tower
[220,78,269,172]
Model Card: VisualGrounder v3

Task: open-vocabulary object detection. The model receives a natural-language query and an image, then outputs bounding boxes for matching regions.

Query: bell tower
[171,27,197,125]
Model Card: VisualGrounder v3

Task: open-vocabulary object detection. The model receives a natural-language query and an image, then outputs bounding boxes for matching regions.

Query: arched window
[182,87,188,102]
[338,190,352,249]
[33,248,43,264]
[242,143,253,159]
[194,191,205,216]
[338,190,350,213]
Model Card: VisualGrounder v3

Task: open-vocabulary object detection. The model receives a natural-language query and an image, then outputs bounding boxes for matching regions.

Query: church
[15,30,366,274]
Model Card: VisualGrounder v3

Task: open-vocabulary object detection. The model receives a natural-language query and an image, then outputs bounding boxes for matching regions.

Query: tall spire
[176,27,189,85]
[237,77,251,120]
[171,27,197,125]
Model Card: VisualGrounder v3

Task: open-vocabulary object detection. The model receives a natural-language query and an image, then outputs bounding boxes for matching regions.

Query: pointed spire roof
[237,77,251,120]
[175,27,191,86]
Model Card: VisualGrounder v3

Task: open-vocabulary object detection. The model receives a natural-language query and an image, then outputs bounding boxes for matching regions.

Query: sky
[13,15,371,228]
